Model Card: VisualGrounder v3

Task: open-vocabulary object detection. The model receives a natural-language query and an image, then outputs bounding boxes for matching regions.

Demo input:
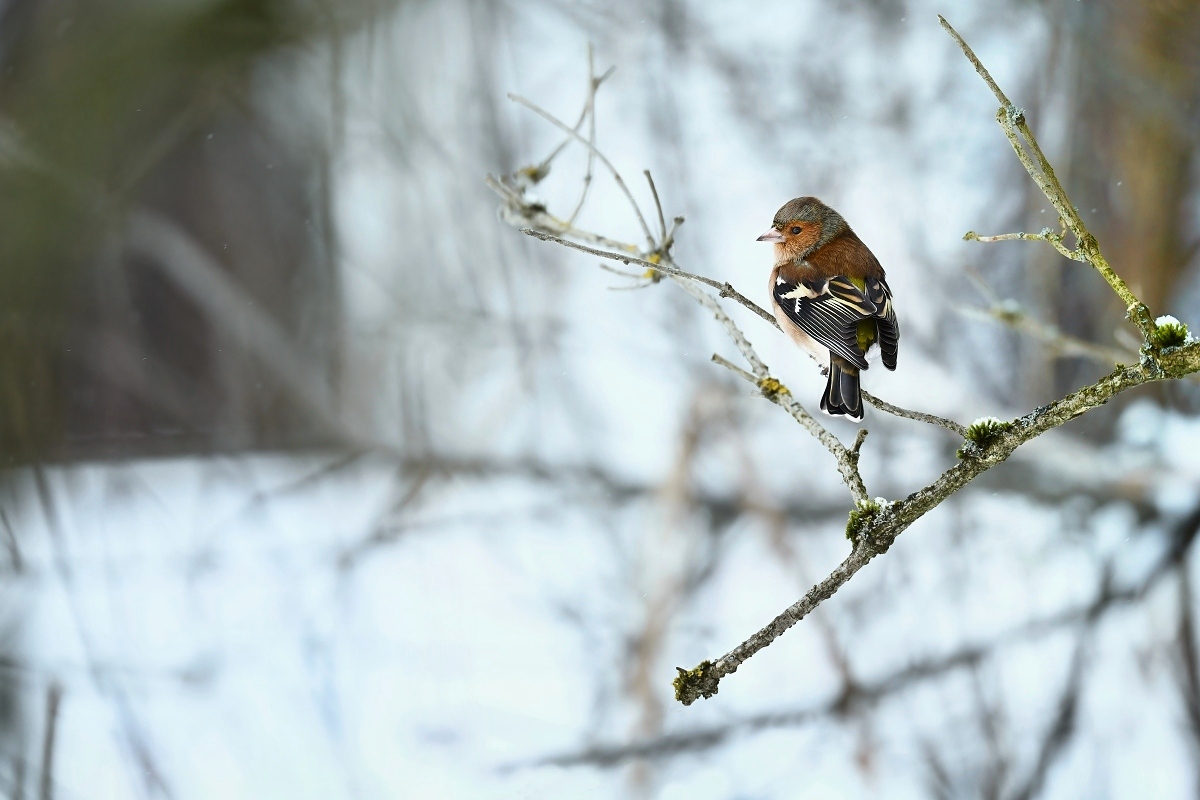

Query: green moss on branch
[845,499,881,543]
[673,660,719,706]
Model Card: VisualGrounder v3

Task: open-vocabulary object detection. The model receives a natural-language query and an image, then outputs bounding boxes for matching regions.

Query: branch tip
[946,15,1152,331]
[673,660,720,705]
[851,427,869,456]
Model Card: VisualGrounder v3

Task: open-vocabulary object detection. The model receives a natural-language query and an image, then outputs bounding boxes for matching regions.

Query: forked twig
[940,14,1156,337]
[566,45,611,224]
[508,93,658,250]
[519,228,778,327]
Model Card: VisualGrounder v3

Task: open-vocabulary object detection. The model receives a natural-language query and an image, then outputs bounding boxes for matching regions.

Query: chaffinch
[757,197,898,421]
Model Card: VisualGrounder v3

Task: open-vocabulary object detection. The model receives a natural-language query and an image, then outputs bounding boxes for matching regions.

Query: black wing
[865,275,899,371]
[826,276,878,315]
[773,276,871,370]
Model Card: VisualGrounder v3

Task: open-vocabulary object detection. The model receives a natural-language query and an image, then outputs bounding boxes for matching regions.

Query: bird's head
[757,197,848,263]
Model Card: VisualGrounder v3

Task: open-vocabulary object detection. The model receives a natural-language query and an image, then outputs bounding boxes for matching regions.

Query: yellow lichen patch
[757,377,790,399]
[640,253,664,280]
[517,164,547,182]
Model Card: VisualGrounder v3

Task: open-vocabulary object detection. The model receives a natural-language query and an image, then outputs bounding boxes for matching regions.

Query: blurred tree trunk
[0,0,389,464]
[1061,0,1200,341]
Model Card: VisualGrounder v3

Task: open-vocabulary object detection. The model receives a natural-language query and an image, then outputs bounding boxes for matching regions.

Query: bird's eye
[790,226,802,235]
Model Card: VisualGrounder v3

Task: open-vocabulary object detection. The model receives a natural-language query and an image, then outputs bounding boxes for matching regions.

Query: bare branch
[566,45,601,224]
[961,268,1143,367]
[673,274,771,379]
[671,277,868,504]
[38,681,61,800]
[940,15,1156,335]
[515,228,966,434]
[519,228,779,326]
[597,261,650,281]
[644,169,668,241]
[508,92,658,250]
[859,390,968,437]
[490,30,1200,705]
[487,173,638,253]
[710,353,756,384]
[936,15,1013,107]
[711,353,869,505]
[531,48,614,186]
[850,427,869,457]
[958,303,1135,366]
[675,343,1200,703]
[963,227,1085,263]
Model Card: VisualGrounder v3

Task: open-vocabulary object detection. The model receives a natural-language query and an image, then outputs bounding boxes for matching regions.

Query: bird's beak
[756,228,784,242]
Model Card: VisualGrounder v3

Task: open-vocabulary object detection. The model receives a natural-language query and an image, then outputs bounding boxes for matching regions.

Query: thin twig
[962,276,1200,382]
[711,352,869,505]
[39,681,62,800]
[645,169,668,241]
[936,14,1012,107]
[515,231,963,434]
[520,228,778,326]
[596,262,648,281]
[661,215,684,253]
[710,353,757,384]
[850,428,869,457]
[567,44,601,224]
[488,173,638,253]
[532,51,614,183]
[964,228,1085,263]
[859,390,968,437]
[958,305,1135,366]
[679,267,869,508]
[509,93,658,249]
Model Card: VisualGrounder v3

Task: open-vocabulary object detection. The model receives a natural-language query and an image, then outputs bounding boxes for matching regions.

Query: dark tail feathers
[822,356,863,421]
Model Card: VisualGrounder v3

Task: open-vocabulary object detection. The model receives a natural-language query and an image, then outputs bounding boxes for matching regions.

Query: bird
[757,197,898,421]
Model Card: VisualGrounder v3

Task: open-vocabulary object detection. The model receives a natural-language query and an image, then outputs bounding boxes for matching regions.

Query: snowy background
[2,0,1200,797]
